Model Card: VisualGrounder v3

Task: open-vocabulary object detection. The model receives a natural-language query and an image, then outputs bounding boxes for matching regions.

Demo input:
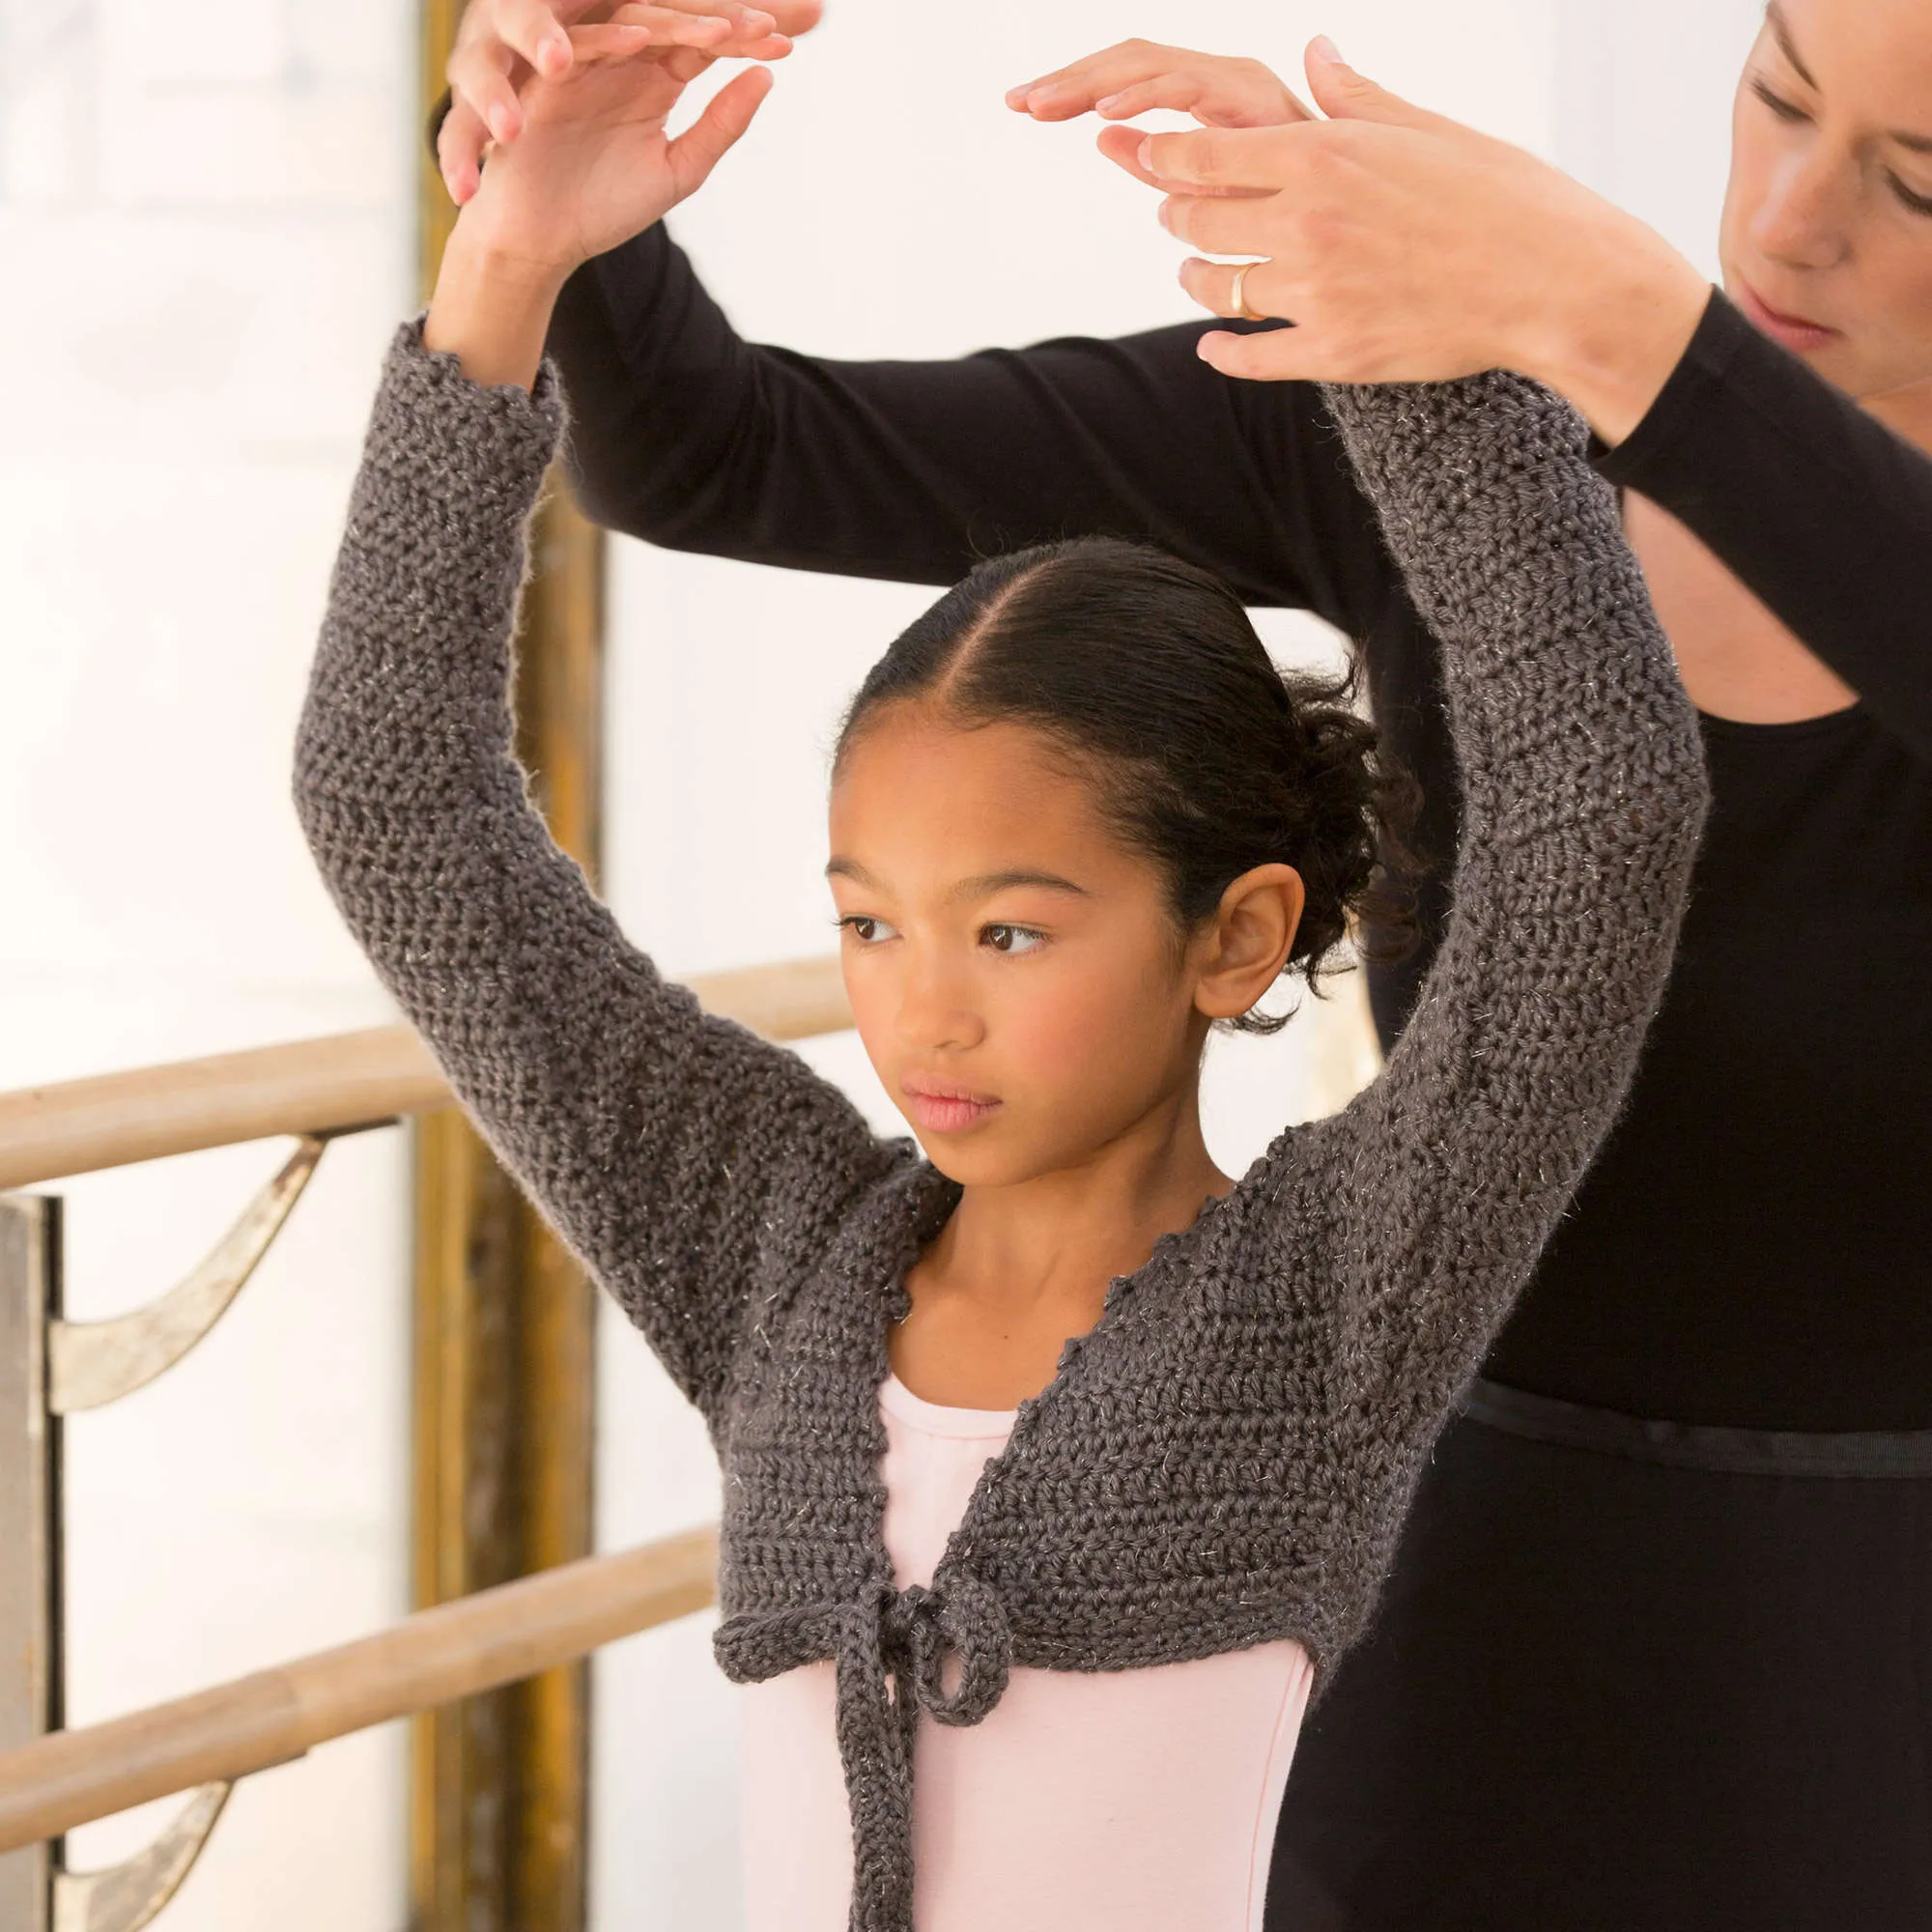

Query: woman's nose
[1749,149,1855,271]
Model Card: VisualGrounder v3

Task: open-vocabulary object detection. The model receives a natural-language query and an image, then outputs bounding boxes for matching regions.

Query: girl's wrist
[424,224,573,392]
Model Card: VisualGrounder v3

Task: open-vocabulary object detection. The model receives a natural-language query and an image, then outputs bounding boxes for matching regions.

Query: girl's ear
[1192,864,1305,1020]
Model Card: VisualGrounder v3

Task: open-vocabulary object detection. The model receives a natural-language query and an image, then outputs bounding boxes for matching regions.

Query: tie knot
[878,1574,1010,1726]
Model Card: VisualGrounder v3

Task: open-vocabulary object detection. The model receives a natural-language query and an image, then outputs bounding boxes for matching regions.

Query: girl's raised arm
[295,327,899,1424]
[1293,372,1710,1424]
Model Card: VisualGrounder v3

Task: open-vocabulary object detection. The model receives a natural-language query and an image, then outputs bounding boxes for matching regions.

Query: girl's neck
[893,1088,1230,1409]
[944,1100,1229,1292]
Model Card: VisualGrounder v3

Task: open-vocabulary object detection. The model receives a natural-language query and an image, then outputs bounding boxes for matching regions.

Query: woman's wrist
[1516,217,1713,446]
[423,222,575,393]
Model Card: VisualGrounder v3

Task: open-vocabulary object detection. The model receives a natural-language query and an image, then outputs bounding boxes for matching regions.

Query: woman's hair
[835,537,1415,1033]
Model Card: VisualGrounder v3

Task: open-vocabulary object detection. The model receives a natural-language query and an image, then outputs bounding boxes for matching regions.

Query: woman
[438,2,1932,1923]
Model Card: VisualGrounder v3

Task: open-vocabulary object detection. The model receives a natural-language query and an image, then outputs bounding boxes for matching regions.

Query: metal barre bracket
[47,1137,327,1415]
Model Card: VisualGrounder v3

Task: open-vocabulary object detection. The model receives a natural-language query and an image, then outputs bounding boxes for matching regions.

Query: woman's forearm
[1515,216,1715,447]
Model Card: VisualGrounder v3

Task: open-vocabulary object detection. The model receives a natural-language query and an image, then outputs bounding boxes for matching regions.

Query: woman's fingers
[1194,327,1311,383]
[1009,41,1306,128]
[1094,123,1270,198]
[1009,41,1231,121]
[1178,254,1283,322]
[1096,66,1315,128]
[1160,187,1288,254]
[1010,43,1184,120]
[1141,125,1308,194]
[1091,72,1220,121]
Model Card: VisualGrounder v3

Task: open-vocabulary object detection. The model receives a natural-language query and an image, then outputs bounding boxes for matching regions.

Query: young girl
[296,46,1707,1932]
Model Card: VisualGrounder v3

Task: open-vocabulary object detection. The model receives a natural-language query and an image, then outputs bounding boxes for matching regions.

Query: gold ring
[1229,262,1258,321]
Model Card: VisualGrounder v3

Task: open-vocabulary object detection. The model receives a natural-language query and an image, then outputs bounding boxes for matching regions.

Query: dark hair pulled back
[836,537,1415,1033]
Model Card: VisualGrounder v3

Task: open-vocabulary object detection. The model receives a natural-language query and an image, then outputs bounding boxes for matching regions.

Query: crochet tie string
[713,1577,1010,1932]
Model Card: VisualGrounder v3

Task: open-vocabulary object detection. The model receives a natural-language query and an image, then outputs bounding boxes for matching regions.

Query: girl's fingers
[484,0,576,77]
[565,20,657,59]
[448,39,525,147]
[599,4,789,57]
[662,43,716,83]
[611,0,777,37]
[438,94,492,203]
[762,0,822,32]
[665,62,775,199]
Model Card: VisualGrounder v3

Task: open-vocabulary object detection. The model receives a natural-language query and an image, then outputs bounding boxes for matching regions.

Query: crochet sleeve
[295,322,897,1425]
[1295,373,1711,1424]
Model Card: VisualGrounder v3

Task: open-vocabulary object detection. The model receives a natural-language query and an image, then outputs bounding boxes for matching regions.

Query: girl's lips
[900,1078,1002,1134]
[1736,278,1842,355]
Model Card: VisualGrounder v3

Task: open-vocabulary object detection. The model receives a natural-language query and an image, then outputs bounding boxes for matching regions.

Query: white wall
[0,1,416,1925]
[1556,0,1766,274]
[0,4,1761,1929]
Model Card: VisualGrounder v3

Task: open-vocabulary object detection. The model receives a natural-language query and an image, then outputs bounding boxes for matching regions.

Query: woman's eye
[1886,170,1932,217]
[838,915,898,944]
[1751,78,1808,124]
[981,923,1046,955]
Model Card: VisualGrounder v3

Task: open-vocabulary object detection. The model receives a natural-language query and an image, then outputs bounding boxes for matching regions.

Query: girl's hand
[426,43,776,389]
[1140,40,1712,443]
[438,0,818,204]
[1007,40,1311,132]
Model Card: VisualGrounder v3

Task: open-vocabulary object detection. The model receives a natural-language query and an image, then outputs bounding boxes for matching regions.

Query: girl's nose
[893,960,985,1055]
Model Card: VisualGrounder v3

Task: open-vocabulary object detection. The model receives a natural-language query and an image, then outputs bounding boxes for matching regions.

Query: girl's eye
[1886,170,1932,218]
[1751,78,1808,124]
[981,923,1046,955]
[838,915,898,945]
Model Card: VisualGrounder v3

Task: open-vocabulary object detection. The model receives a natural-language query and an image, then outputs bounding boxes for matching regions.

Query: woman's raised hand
[438,0,820,204]
[1059,38,1711,442]
[1007,40,1311,132]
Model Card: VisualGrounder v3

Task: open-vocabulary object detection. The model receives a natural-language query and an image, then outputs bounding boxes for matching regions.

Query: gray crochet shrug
[297,323,1709,1930]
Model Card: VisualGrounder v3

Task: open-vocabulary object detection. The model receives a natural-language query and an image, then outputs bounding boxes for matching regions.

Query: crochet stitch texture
[297,325,1710,1931]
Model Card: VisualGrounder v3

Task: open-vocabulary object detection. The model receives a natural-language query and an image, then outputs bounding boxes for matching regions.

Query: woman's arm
[1122,45,1932,751]
[547,226,1390,622]
[296,324,895,1422]
[1294,373,1710,1421]
[1598,292,1932,759]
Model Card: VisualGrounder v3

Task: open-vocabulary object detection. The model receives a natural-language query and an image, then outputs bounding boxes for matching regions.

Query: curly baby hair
[835,536,1416,1032]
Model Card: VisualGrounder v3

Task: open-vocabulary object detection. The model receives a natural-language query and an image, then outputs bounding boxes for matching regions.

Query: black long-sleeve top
[547,225,1932,1430]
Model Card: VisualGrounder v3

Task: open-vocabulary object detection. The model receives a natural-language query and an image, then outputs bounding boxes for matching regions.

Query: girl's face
[1721,0,1932,406]
[827,708,1221,1189]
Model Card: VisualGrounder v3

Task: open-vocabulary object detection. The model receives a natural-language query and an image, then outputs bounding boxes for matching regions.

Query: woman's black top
[546,225,1932,1431]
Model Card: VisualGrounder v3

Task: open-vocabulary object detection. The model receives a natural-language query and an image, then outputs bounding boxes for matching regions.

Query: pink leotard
[740,1375,1314,1932]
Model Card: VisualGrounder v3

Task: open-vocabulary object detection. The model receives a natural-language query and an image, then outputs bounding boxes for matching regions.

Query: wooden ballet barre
[0,1524,720,1854]
[0,953,850,1190]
